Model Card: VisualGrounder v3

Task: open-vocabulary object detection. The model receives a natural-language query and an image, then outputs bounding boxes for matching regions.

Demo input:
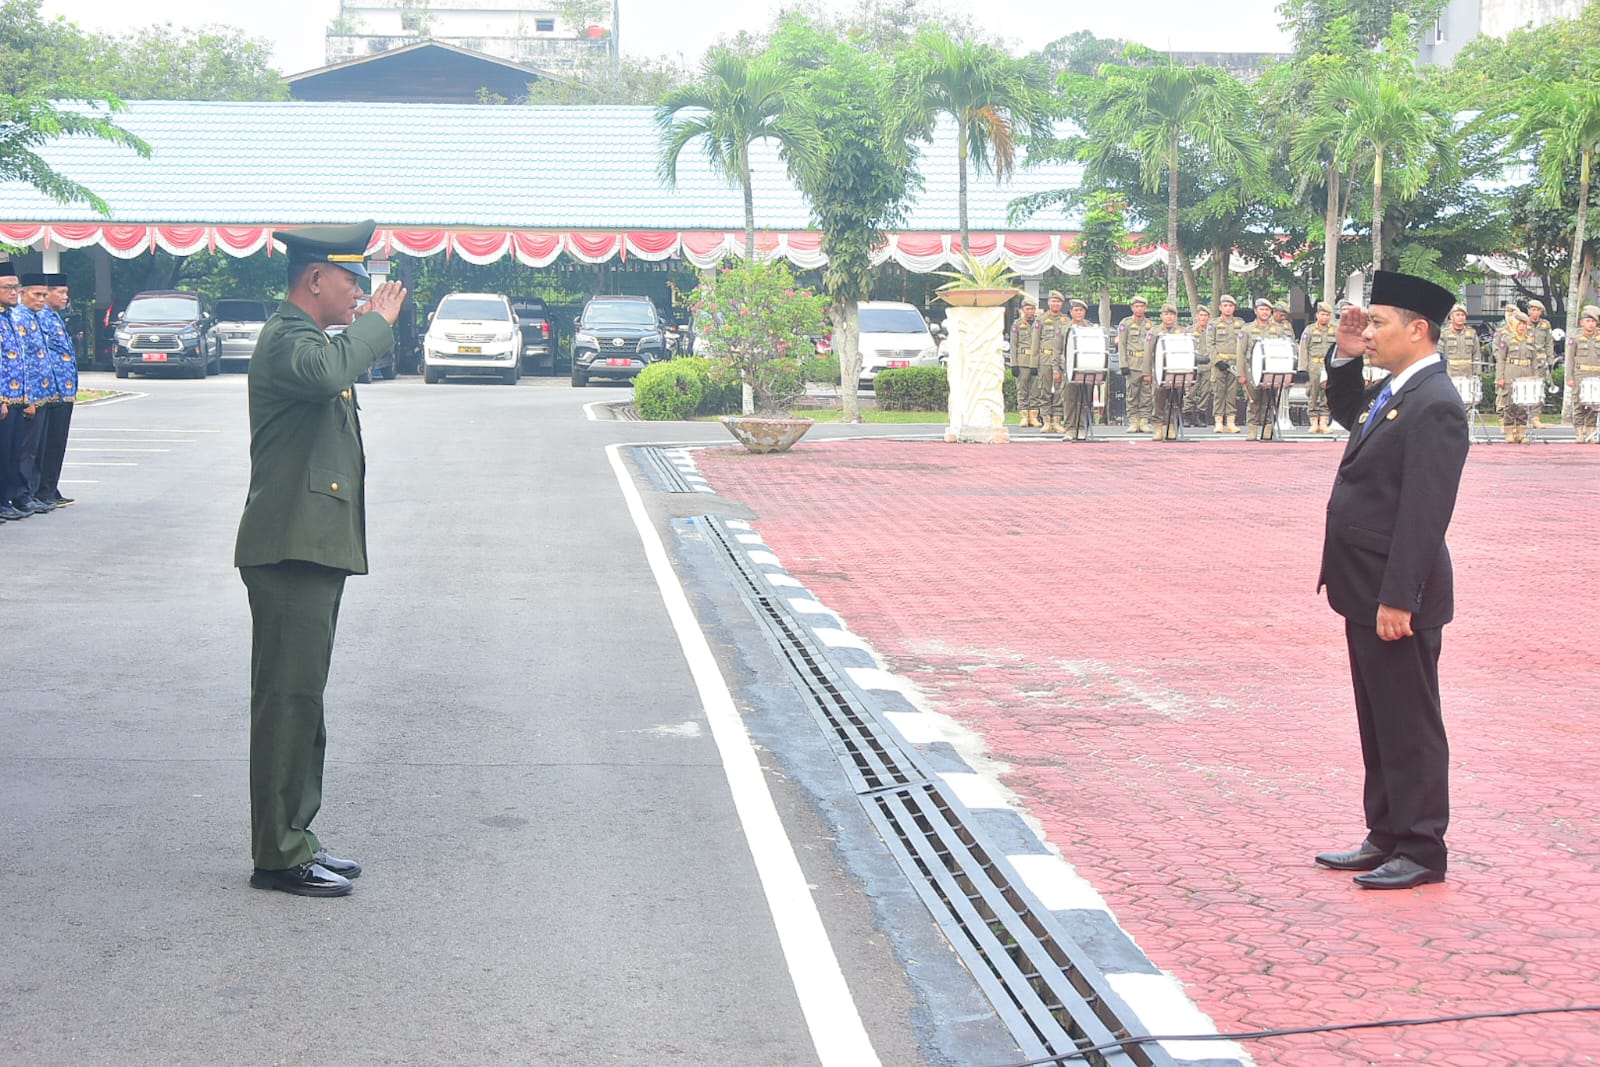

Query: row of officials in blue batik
[1,258,80,523]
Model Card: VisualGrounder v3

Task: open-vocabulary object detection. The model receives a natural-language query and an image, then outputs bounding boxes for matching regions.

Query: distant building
[290,41,552,103]
[1420,0,1585,66]
[1162,51,1291,81]
[326,0,618,73]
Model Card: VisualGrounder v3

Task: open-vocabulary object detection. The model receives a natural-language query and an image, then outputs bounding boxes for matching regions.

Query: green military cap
[1254,297,1272,309]
[1047,289,1065,301]
[1529,298,1545,310]
[1130,295,1147,306]
[1020,296,1036,308]
[278,220,376,280]
[1583,305,1600,320]
[1219,294,1236,306]
[1069,298,1088,309]
[1315,301,1333,314]
[1160,302,1178,314]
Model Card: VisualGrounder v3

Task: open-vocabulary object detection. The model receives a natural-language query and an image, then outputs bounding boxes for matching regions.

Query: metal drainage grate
[698,516,1171,1067]
[634,446,696,493]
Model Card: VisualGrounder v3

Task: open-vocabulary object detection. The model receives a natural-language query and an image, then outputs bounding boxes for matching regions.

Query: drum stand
[1464,401,1494,445]
[1157,373,1193,441]
[1252,372,1295,442]
[1071,371,1106,441]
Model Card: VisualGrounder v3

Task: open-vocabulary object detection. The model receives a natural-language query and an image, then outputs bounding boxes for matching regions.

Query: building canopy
[0,100,1264,275]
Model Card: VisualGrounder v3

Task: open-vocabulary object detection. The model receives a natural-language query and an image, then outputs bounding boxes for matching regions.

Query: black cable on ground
[986,1003,1600,1067]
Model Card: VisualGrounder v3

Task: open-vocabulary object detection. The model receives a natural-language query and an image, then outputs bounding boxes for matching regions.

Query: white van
[855,300,940,389]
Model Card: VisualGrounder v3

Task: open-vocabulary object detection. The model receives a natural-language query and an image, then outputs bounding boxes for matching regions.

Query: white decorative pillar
[40,248,61,272]
[944,304,1010,444]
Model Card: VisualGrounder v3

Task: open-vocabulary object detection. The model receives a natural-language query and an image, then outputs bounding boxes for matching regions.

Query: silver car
[213,298,272,372]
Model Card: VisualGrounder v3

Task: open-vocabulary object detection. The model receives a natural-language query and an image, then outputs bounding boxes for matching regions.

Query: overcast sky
[45,0,1292,75]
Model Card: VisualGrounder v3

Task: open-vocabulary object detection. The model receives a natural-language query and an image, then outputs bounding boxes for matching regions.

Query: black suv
[510,296,563,375]
[113,290,221,378]
[570,295,669,387]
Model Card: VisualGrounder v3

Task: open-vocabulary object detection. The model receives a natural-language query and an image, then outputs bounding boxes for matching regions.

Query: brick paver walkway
[698,438,1600,1066]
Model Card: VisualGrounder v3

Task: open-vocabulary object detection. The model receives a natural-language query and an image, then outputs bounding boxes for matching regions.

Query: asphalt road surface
[0,371,1021,1067]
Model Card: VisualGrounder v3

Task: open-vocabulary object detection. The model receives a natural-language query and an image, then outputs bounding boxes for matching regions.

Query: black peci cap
[19,272,48,287]
[278,220,375,280]
[45,273,68,287]
[0,258,15,278]
[1368,270,1456,325]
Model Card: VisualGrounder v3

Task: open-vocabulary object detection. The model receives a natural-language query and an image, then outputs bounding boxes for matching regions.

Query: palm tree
[1505,81,1600,417]
[656,47,816,262]
[900,26,1052,252]
[1082,61,1264,307]
[1299,65,1456,278]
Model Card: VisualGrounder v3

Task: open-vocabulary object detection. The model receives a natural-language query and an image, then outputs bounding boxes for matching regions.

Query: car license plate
[888,359,910,368]
[142,353,168,362]
[606,357,630,367]
[458,345,481,354]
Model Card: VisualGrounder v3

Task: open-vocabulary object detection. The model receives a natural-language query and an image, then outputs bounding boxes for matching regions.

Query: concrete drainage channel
[697,514,1174,1067]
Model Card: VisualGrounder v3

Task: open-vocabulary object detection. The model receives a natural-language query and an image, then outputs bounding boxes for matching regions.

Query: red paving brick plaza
[697,437,1600,1066]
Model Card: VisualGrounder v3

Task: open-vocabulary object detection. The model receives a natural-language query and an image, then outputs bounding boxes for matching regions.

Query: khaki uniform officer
[235,220,408,897]
[1527,299,1555,367]
[1273,300,1292,331]
[1496,308,1540,443]
[1439,303,1480,378]
[1036,290,1069,434]
[1009,299,1043,427]
[1570,305,1600,442]
[1208,295,1246,432]
[1237,297,1293,438]
[1147,303,1185,440]
[1117,297,1155,432]
[1299,302,1338,433]
[1183,305,1213,426]
[1059,299,1100,439]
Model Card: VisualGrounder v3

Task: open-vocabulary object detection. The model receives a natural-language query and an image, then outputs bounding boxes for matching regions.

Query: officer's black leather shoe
[13,497,48,514]
[50,495,74,506]
[311,849,362,878]
[1314,840,1390,871]
[250,862,353,897]
[1,504,29,520]
[1353,856,1445,890]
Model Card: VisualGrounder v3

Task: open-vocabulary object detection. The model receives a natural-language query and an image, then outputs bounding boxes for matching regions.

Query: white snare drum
[1249,338,1297,387]
[1153,334,1196,386]
[1066,326,1108,376]
[1511,376,1543,407]
[1451,374,1482,405]
[1579,376,1600,406]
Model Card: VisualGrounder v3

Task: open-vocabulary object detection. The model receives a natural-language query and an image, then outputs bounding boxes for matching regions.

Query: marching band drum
[1153,333,1197,388]
[1511,376,1544,409]
[1066,325,1109,379]
[1451,374,1482,407]
[1249,337,1298,387]
[1580,377,1600,406]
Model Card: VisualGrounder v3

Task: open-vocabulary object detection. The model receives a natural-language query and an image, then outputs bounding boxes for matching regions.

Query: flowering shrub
[691,260,830,415]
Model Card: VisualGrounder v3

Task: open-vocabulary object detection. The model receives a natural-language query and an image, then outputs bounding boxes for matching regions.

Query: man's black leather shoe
[13,498,48,515]
[250,862,353,897]
[1353,856,1444,890]
[50,495,74,506]
[0,504,28,521]
[1314,840,1390,871]
[311,849,362,878]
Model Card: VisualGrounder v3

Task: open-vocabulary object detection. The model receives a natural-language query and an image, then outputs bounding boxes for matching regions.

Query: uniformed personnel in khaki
[1208,295,1246,432]
[1036,290,1069,434]
[1184,305,1213,425]
[1527,298,1555,367]
[1117,296,1156,432]
[1496,307,1540,444]
[1439,303,1480,378]
[1059,298,1097,439]
[1570,304,1600,442]
[1237,297,1294,439]
[1010,298,1043,428]
[1299,301,1338,433]
[235,220,408,897]
[1146,303,1185,439]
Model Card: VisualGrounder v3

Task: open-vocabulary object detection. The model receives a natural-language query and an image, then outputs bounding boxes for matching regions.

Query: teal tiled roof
[0,100,1084,231]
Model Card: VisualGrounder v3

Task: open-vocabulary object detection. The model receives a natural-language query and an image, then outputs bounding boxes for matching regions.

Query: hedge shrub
[875,366,1017,412]
[634,357,744,420]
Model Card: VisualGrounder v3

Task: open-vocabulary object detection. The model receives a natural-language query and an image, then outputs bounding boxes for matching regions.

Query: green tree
[1277,0,1447,58]
[0,85,150,215]
[1504,81,1600,415]
[656,46,817,265]
[520,54,687,105]
[771,13,919,422]
[1072,192,1133,327]
[1076,57,1265,308]
[900,25,1052,251]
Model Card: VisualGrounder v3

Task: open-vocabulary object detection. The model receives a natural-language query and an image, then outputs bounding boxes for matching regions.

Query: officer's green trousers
[241,560,347,870]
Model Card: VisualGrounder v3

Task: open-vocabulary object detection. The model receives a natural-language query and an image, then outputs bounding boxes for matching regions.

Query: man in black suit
[1314,271,1469,890]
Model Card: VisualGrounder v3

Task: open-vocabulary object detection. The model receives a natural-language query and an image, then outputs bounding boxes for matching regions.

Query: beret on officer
[1160,302,1178,314]
[1583,305,1600,321]
[19,272,48,288]
[1047,289,1065,301]
[1367,269,1457,325]
[278,220,376,280]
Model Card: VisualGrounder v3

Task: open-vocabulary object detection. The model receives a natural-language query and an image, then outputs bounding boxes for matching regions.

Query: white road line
[606,442,880,1067]
[69,448,170,453]
[71,438,196,444]
[63,462,136,467]
[60,480,99,485]
[1105,973,1248,1062]
[583,400,607,421]
[77,427,220,433]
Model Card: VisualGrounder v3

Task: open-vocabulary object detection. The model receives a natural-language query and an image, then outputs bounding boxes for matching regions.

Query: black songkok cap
[19,272,48,288]
[0,258,15,278]
[45,273,68,287]
[1368,270,1456,326]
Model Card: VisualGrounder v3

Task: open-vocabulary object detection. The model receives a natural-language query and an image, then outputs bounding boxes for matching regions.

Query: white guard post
[945,306,1010,444]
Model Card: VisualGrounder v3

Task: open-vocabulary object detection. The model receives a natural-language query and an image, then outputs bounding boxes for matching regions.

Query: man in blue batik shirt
[0,257,30,523]
[13,272,58,514]
[37,273,78,506]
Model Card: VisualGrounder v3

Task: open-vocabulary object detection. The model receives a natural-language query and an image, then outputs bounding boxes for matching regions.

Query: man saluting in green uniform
[235,221,406,897]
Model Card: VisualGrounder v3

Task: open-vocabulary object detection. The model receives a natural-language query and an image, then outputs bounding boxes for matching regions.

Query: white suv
[855,300,940,388]
[423,293,520,385]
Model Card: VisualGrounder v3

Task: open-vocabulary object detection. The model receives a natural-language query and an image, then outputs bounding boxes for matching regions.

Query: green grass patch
[75,389,120,403]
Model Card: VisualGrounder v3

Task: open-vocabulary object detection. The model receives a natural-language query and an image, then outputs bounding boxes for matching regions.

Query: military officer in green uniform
[1569,304,1600,442]
[1116,296,1155,433]
[1183,304,1212,427]
[1237,297,1293,438]
[1299,301,1338,434]
[1037,290,1069,435]
[1009,297,1043,428]
[1208,295,1246,433]
[235,220,407,897]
